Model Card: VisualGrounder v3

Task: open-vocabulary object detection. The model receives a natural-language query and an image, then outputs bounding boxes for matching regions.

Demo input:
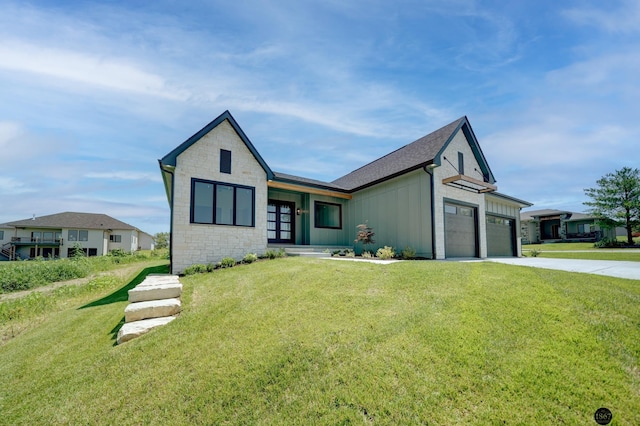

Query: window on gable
[190,178,255,227]
[314,201,342,229]
[220,149,232,174]
[458,152,464,175]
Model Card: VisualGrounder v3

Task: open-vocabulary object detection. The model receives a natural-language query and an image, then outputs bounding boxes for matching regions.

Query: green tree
[154,232,170,250]
[584,167,640,245]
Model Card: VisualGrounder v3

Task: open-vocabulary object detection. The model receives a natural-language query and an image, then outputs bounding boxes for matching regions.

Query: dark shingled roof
[272,172,348,191]
[4,212,138,230]
[331,117,466,191]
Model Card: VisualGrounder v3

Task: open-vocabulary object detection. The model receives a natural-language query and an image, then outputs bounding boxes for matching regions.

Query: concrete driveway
[481,257,640,280]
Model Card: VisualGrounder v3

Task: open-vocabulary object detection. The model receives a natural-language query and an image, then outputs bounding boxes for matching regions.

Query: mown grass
[536,251,640,262]
[523,242,596,251]
[1,257,638,425]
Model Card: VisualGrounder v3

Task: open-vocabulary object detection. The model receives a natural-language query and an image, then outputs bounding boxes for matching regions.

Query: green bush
[376,246,396,260]
[344,249,355,258]
[528,248,541,257]
[362,251,373,258]
[220,257,236,268]
[183,264,208,275]
[401,246,416,259]
[243,253,258,264]
[594,238,623,248]
[264,249,287,259]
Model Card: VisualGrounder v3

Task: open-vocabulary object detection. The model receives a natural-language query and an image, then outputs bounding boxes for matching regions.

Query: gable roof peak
[159,110,274,179]
[331,116,478,191]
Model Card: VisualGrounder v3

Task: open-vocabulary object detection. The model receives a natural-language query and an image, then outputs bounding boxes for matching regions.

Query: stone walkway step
[117,316,176,345]
[124,298,181,323]
[117,274,183,345]
[128,279,182,303]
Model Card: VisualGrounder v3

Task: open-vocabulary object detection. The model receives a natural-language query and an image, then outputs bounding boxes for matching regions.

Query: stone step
[124,298,181,323]
[128,275,182,302]
[117,316,176,345]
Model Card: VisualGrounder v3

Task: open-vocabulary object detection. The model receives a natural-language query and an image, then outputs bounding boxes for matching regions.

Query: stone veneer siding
[432,130,488,259]
[170,120,268,274]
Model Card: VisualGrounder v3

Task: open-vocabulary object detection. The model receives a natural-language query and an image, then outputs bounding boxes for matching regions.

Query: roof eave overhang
[268,180,352,200]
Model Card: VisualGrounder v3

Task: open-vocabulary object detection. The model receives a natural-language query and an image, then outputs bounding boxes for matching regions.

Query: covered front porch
[266,176,352,248]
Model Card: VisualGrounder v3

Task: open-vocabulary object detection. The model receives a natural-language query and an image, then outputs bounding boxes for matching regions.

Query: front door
[267,200,295,243]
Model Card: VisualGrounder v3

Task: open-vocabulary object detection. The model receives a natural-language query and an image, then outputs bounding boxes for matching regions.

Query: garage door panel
[445,203,477,258]
[486,216,515,256]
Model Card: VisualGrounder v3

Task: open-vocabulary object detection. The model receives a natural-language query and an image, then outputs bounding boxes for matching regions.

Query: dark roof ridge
[335,116,466,179]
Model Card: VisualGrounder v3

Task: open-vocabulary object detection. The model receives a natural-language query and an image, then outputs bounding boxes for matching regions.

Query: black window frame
[190,178,255,227]
[458,151,464,175]
[110,234,122,243]
[314,201,342,229]
[220,149,232,174]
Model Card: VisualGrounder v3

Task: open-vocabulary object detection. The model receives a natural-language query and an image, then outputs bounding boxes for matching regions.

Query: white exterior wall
[60,228,107,257]
[432,131,487,259]
[171,120,268,274]
[106,229,138,253]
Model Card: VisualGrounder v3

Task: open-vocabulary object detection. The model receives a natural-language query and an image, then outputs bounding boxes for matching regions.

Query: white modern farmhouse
[159,111,531,274]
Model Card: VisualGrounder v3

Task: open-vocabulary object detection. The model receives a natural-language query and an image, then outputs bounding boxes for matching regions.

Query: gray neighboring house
[0,212,154,260]
[159,110,532,274]
[520,209,616,244]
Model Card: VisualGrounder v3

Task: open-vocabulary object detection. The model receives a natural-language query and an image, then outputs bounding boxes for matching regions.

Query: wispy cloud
[564,0,640,34]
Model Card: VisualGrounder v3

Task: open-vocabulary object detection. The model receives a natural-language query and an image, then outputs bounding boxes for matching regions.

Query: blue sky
[1,0,639,235]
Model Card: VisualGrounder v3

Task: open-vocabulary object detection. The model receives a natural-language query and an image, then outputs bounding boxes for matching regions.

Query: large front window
[314,201,342,229]
[191,178,255,227]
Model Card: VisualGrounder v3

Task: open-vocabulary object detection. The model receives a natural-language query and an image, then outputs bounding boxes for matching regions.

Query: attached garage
[486,215,516,256]
[444,202,478,257]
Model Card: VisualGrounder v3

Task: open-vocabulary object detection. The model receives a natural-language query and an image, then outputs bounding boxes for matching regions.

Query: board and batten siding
[346,169,433,258]
[171,120,269,274]
[308,194,350,246]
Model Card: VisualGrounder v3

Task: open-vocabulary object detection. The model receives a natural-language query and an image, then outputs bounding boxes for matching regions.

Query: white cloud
[84,171,162,182]
[0,177,36,195]
[0,40,188,100]
[564,0,640,34]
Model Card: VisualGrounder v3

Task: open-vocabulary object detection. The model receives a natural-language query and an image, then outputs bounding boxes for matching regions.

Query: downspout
[423,164,436,259]
[159,160,175,274]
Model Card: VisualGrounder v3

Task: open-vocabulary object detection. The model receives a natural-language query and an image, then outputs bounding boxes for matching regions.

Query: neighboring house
[159,110,532,274]
[520,209,616,244]
[138,231,156,251]
[0,212,151,261]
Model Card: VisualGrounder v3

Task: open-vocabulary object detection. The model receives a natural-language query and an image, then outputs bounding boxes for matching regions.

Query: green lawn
[522,242,640,261]
[1,258,638,424]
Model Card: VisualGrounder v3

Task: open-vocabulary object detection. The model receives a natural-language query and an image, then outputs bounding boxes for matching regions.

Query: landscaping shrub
[264,248,286,259]
[220,257,236,268]
[376,246,395,260]
[594,238,623,248]
[362,251,373,258]
[401,246,416,259]
[183,264,208,275]
[242,253,258,264]
[528,248,541,257]
[344,249,355,258]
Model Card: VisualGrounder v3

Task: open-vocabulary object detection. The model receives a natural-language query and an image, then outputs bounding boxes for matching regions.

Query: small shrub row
[330,246,417,260]
[183,251,279,276]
